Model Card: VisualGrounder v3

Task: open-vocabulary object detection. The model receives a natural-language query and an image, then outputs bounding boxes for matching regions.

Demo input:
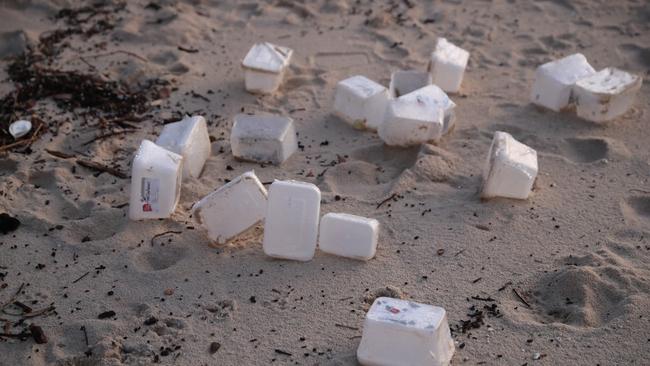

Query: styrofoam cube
[417,84,457,135]
[319,213,379,260]
[156,115,211,179]
[573,67,642,123]
[230,114,298,165]
[192,171,268,244]
[262,180,320,261]
[389,70,432,98]
[242,42,293,94]
[378,87,446,147]
[530,53,595,111]
[357,297,455,366]
[481,131,538,200]
[129,140,183,220]
[334,75,389,130]
[429,38,469,93]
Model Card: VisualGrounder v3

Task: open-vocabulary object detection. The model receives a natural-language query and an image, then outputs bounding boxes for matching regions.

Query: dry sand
[0,0,649,365]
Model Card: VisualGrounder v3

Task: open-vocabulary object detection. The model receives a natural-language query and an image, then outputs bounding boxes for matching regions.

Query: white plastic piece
[482,131,538,200]
[241,42,293,94]
[230,114,298,165]
[429,38,470,93]
[319,213,379,260]
[129,140,183,220]
[389,70,432,98]
[357,297,455,366]
[573,67,642,123]
[530,53,596,111]
[378,87,446,147]
[192,171,267,244]
[156,115,211,179]
[8,120,32,139]
[333,75,389,130]
[262,180,321,261]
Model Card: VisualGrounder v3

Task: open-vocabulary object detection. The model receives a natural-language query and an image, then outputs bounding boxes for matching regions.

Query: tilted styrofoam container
[357,297,455,366]
[334,75,389,131]
[319,213,379,260]
[263,180,320,261]
[389,70,432,98]
[530,53,595,111]
[192,171,268,244]
[429,37,469,93]
[242,42,293,94]
[481,131,538,200]
[129,140,183,220]
[230,114,298,165]
[156,115,211,179]
[573,67,642,123]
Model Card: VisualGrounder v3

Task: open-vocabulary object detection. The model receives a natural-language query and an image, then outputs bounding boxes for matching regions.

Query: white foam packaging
[333,75,389,130]
[262,180,320,261]
[481,131,538,200]
[318,213,379,261]
[429,37,469,93]
[357,297,455,366]
[156,115,211,179]
[9,120,32,139]
[530,53,595,111]
[573,67,642,123]
[230,114,298,165]
[192,171,268,244]
[389,70,432,98]
[129,140,183,220]
[241,42,293,94]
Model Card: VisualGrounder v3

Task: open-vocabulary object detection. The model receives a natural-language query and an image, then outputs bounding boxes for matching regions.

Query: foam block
[429,37,470,93]
[482,131,538,200]
[530,53,595,111]
[156,115,211,179]
[129,140,183,220]
[192,171,267,244]
[319,213,379,260]
[241,42,293,94]
[262,180,320,261]
[389,70,432,98]
[573,67,642,122]
[357,297,455,366]
[334,75,389,130]
[230,114,298,165]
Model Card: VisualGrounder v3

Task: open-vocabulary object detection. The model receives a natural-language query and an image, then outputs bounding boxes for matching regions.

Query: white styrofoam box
[378,87,445,147]
[192,171,268,244]
[129,140,183,220]
[156,115,211,179]
[241,42,293,94]
[482,131,538,200]
[357,297,455,366]
[573,67,643,123]
[319,213,379,260]
[333,75,389,131]
[416,84,457,135]
[389,70,432,98]
[530,53,596,111]
[9,120,32,139]
[262,180,321,261]
[429,37,470,93]
[231,114,298,165]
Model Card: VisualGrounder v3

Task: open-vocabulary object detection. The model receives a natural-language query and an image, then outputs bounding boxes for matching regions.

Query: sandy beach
[0,0,649,365]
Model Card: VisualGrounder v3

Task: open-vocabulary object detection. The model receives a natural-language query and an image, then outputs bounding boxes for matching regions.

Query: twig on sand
[512,288,531,308]
[77,159,128,179]
[151,230,182,246]
[0,283,25,311]
[82,50,148,63]
[82,129,137,146]
[45,149,74,159]
[334,323,359,331]
[0,124,43,152]
[376,193,397,209]
[72,271,90,284]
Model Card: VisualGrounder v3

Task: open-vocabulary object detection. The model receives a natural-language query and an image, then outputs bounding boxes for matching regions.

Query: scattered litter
[334,75,389,130]
[319,213,379,261]
[193,171,268,244]
[129,140,183,220]
[262,180,321,261]
[242,42,293,94]
[156,115,211,179]
[573,67,642,122]
[8,120,32,139]
[481,131,538,200]
[389,70,432,98]
[429,38,469,93]
[530,53,595,111]
[357,297,455,366]
[230,114,298,165]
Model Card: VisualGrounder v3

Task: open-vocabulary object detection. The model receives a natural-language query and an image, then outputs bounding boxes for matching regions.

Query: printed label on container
[141,177,160,213]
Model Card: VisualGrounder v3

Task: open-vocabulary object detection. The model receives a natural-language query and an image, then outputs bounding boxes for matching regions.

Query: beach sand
[0,0,649,365]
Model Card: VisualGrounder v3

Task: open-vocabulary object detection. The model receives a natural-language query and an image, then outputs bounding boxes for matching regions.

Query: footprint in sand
[560,137,609,163]
[620,196,650,227]
[133,244,188,272]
